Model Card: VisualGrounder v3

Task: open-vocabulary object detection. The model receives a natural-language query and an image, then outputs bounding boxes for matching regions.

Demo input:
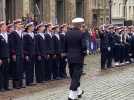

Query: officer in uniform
[9,19,24,89]
[23,22,35,86]
[99,25,113,69]
[35,23,46,83]
[113,27,122,66]
[66,18,86,100]
[44,23,54,81]
[59,24,68,78]
[127,26,134,61]
[0,21,10,91]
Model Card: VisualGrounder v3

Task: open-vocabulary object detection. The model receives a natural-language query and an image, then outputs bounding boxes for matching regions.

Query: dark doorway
[76,0,84,17]
[6,0,16,22]
[56,0,65,24]
[33,0,43,21]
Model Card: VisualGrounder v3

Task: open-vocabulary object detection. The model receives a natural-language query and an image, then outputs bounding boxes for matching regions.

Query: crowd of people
[0,19,79,91]
[99,25,134,70]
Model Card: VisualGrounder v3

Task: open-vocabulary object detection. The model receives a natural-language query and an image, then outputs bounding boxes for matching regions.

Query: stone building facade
[112,0,134,25]
[0,0,110,26]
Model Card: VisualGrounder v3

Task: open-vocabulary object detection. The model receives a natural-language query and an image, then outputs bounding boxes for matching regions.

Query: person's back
[65,18,86,100]
[66,27,86,64]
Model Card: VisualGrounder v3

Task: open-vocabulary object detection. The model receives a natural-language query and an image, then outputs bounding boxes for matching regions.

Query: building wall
[0,0,109,26]
[112,0,134,22]
[0,0,6,21]
[126,0,134,20]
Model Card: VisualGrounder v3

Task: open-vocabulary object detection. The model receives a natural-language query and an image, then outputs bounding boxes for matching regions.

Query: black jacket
[0,34,9,59]
[59,32,66,53]
[35,34,46,56]
[65,28,87,63]
[9,31,23,56]
[52,33,61,54]
[44,33,54,54]
[23,33,35,56]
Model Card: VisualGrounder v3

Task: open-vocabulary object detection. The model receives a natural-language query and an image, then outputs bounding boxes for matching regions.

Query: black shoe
[68,98,78,100]
[82,72,86,76]
[5,88,12,91]
[78,90,84,98]
[101,67,106,70]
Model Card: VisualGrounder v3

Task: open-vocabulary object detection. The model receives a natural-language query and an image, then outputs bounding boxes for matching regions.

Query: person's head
[128,26,132,33]
[0,21,7,32]
[60,24,67,33]
[7,23,14,33]
[46,23,52,32]
[72,18,85,29]
[108,26,114,32]
[36,23,45,33]
[14,19,23,30]
[25,22,34,32]
[52,25,59,33]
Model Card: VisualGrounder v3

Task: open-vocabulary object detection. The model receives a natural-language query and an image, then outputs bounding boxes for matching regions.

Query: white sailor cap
[25,22,34,28]
[13,19,22,24]
[72,18,84,23]
[0,21,5,27]
[36,22,45,29]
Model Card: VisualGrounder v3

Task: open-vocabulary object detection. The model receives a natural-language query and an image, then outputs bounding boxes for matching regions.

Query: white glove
[108,47,111,51]
[87,50,89,55]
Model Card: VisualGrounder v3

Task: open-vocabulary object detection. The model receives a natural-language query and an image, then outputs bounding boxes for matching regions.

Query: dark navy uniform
[100,30,113,69]
[23,32,35,85]
[59,32,67,78]
[127,33,133,59]
[66,27,87,91]
[0,32,9,91]
[44,32,54,80]
[113,32,121,65]
[9,30,23,89]
[52,32,61,79]
[35,32,46,83]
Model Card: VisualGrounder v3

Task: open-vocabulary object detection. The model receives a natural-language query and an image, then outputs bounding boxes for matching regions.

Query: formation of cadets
[99,25,134,70]
[0,19,69,91]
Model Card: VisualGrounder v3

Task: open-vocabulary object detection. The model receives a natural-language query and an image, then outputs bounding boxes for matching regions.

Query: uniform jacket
[65,28,87,63]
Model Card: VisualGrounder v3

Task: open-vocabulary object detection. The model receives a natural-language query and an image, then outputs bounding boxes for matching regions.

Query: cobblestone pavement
[1,55,134,100]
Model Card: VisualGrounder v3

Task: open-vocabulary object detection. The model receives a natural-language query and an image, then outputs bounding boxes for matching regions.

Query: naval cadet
[23,22,35,86]
[9,19,24,89]
[35,23,46,83]
[0,21,10,91]
[66,18,86,100]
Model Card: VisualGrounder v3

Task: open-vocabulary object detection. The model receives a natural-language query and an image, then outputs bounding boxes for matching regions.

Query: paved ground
[1,55,134,100]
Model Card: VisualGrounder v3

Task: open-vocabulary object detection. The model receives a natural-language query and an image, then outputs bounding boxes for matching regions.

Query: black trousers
[0,59,9,90]
[10,55,23,88]
[35,56,45,83]
[59,56,67,78]
[52,55,60,79]
[119,45,125,63]
[24,56,34,85]
[124,44,131,62]
[114,45,120,62]
[101,47,112,68]
[69,63,83,91]
[45,55,53,81]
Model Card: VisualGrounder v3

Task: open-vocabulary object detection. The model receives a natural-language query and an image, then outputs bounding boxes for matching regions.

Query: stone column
[14,0,23,18]
[64,0,76,24]
[43,0,56,24]
[23,0,30,17]
[84,0,93,26]
[0,0,6,20]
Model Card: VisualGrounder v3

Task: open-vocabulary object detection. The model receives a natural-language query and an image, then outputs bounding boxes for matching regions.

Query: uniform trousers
[0,59,9,90]
[69,63,83,91]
